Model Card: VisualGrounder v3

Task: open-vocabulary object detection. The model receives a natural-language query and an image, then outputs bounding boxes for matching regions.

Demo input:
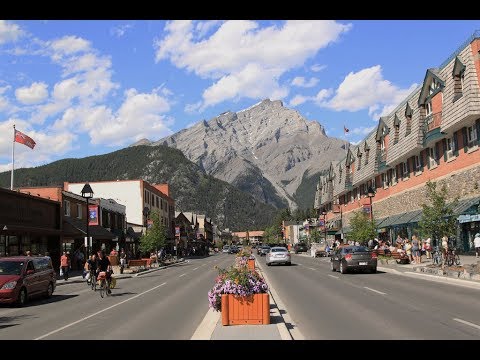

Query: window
[365,149,369,165]
[414,155,422,173]
[382,172,390,189]
[391,168,397,185]
[467,125,477,147]
[371,177,376,190]
[425,101,433,117]
[64,200,71,216]
[394,124,399,143]
[428,147,438,168]
[429,78,440,95]
[77,204,82,219]
[357,154,362,171]
[446,137,455,160]
[156,196,159,208]
[402,161,409,179]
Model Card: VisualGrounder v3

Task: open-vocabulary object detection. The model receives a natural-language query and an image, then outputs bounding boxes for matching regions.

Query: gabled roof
[452,56,466,77]
[375,117,390,141]
[418,68,445,105]
[394,114,401,127]
[345,147,355,166]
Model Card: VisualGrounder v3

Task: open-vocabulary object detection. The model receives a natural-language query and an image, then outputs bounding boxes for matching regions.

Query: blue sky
[1,20,480,172]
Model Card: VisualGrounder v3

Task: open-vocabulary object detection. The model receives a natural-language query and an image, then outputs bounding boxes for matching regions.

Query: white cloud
[0,20,25,44]
[316,65,418,119]
[289,94,309,107]
[110,24,134,38]
[311,64,327,72]
[195,20,223,39]
[291,76,319,88]
[15,82,49,105]
[185,101,202,114]
[49,36,91,57]
[351,125,376,136]
[155,20,351,110]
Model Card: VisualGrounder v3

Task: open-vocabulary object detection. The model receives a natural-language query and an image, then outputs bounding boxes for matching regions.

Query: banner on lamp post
[175,226,180,237]
[88,205,99,226]
[362,204,372,214]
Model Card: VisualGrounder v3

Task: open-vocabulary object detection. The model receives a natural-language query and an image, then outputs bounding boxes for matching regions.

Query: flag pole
[11,125,15,190]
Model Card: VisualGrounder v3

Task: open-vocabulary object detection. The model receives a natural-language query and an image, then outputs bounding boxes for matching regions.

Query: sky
[1,20,480,173]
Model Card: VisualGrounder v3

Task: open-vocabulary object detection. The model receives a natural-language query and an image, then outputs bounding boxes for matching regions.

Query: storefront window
[8,235,19,256]
[0,235,6,256]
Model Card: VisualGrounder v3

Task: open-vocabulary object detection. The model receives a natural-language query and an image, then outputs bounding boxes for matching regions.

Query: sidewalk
[55,259,186,286]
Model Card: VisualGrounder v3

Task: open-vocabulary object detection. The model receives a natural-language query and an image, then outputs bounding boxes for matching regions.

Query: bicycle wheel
[454,254,461,266]
[99,279,105,298]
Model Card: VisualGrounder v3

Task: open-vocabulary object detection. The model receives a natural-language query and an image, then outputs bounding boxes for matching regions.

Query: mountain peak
[129,138,152,147]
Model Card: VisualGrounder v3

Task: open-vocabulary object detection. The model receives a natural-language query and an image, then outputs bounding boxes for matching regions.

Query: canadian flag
[14,129,36,149]
[344,126,349,134]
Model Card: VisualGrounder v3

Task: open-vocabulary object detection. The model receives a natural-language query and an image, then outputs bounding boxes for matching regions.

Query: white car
[266,247,291,266]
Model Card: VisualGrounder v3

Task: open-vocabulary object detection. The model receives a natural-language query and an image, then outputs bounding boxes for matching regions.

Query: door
[24,260,39,295]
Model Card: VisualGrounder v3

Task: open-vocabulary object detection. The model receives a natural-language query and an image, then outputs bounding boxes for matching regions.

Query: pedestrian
[411,234,421,264]
[474,233,480,258]
[60,251,70,281]
[26,250,32,257]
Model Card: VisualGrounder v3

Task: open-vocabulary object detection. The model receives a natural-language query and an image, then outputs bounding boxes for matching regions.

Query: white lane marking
[34,282,167,340]
[453,318,480,330]
[308,267,316,271]
[364,287,386,295]
[328,275,339,279]
[193,267,199,271]
[179,273,187,278]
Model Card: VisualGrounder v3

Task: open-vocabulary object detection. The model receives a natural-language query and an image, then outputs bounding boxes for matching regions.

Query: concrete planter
[446,270,460,278]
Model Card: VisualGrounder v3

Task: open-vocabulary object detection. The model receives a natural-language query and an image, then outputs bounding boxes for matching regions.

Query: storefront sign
[458,214,480,223]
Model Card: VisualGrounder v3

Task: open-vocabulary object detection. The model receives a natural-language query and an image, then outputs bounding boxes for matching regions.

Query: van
[0,256,56,306]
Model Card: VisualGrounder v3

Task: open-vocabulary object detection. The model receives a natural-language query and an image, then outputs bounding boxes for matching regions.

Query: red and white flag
[14,129,36,149]
[344,126,349,134]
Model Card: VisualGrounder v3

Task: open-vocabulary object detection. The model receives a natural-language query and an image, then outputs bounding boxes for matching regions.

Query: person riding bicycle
[96,250,112,294]
[86,253,97,284]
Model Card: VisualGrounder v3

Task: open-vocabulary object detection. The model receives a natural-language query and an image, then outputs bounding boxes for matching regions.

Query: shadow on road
[0,313,33,328]
[110,292,137,297]
[22,294,79,307]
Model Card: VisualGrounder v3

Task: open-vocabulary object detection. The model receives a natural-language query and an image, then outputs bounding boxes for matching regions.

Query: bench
[141,258,154,268]
[390,251,410,264]
[128,259,148,269]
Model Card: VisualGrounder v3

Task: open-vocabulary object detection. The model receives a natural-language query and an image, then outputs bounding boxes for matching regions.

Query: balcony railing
[424,112,442,132]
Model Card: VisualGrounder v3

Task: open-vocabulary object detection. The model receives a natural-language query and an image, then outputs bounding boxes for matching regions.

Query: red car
[0,256,56,306]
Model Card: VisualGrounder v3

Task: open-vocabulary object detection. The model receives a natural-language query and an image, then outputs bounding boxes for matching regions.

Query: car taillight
[371,252,377,259]
[345,254,352,260]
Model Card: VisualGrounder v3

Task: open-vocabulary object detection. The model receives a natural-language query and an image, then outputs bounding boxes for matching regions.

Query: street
[0,255,231,340]
[257,253,480,340]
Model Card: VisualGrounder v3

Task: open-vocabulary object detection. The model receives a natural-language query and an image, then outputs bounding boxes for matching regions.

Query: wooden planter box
[221,293,270,326]
[248,259,255,271]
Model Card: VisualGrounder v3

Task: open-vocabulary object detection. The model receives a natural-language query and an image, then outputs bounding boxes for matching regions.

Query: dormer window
[452,56,466,102]
[393,114,400,144]
[357,153,362,171]
[405,103,413,136]
[429,78,440,95]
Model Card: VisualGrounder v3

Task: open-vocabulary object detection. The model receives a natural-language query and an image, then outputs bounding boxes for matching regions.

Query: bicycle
[432,246,443,266]
[86,269,97,291]
[445,248,461,266]
[97,271,112,298]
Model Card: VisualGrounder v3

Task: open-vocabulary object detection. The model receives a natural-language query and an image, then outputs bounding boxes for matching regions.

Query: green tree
[418,180,458,247]
[349,211,377,246]
[139,210,167,255]
[309,228,322,244]
[263,225,278,245]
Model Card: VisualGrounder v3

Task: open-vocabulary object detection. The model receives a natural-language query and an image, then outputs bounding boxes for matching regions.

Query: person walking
[474,233,480,258]
[411,234,421,264]
[60,251,70,281]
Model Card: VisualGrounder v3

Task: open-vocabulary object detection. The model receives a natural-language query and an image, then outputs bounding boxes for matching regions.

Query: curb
[255,258,304,340]
[135,259,187,277]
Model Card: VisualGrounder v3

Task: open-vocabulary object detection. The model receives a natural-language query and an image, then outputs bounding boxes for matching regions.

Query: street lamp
[367,186,376,222]
[322,210,327,244]
[81,183,94,258]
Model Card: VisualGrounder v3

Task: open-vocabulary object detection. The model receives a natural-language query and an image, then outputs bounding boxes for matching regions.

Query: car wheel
[45,282,54,298]
[267,262,271,266]
[370,267,377,274]
[17,288,27,307]
[330,261,336,272]
[286,262,291,266]
[340,261,348,274]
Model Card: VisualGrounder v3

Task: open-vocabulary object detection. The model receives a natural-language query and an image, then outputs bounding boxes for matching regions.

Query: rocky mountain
[0,145,278,231]
[141,99,347,210]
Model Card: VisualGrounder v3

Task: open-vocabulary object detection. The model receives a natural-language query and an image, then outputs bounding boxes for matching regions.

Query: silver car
[266,247,291,266]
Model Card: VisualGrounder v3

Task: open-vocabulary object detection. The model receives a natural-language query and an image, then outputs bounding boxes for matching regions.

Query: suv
[0,256,56,306]
[293,243,308,254]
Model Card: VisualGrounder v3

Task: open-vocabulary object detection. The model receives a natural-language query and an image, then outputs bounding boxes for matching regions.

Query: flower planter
[248,259,255,271]
[221,293,270,326]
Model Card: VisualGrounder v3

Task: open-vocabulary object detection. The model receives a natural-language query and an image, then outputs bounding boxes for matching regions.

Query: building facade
[315,31,480,251]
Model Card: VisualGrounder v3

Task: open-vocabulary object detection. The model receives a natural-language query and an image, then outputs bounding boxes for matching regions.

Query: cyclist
[96,250,113,294]
[86,253,97,285]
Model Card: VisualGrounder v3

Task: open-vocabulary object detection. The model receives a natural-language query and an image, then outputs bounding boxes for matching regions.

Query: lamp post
[81,183,94,259]
[367,186,376,222]
[322,210,327,244]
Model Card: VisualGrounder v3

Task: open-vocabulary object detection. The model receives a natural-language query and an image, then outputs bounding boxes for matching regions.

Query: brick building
[315,30,480,252]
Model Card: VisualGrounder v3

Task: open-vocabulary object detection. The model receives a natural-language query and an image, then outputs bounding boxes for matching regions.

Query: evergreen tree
[349,211,377,246]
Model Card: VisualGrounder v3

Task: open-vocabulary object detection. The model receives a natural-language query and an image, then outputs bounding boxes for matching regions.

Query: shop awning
[452,196,480,214]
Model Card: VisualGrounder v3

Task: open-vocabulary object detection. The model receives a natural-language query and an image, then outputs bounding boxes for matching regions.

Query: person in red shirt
[60,251,70,281]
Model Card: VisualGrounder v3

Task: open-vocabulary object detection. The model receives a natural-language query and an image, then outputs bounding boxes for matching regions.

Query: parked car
[330,246,377,274]
[258,246,271,256]
[293,242,308,254]
[228,246,239,254]
[0,256,56,306]
[222,245,230,253]
[266,247,291,266]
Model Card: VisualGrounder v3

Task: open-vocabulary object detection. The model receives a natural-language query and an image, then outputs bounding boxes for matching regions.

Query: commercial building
[315,30,480,251]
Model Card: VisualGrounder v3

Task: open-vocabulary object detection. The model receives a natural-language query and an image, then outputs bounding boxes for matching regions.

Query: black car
[293,243,308,254]
[330,245,377,274]
[258,246,271,256]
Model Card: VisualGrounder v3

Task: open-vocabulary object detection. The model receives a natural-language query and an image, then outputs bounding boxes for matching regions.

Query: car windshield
[261,246,270,250]
[271,248,287,252]
[0,261,24,275]
[343,246,369,254]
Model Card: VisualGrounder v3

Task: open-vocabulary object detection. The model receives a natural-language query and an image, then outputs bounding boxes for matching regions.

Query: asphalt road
[0,254,233,340]
[257,253,480,340]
